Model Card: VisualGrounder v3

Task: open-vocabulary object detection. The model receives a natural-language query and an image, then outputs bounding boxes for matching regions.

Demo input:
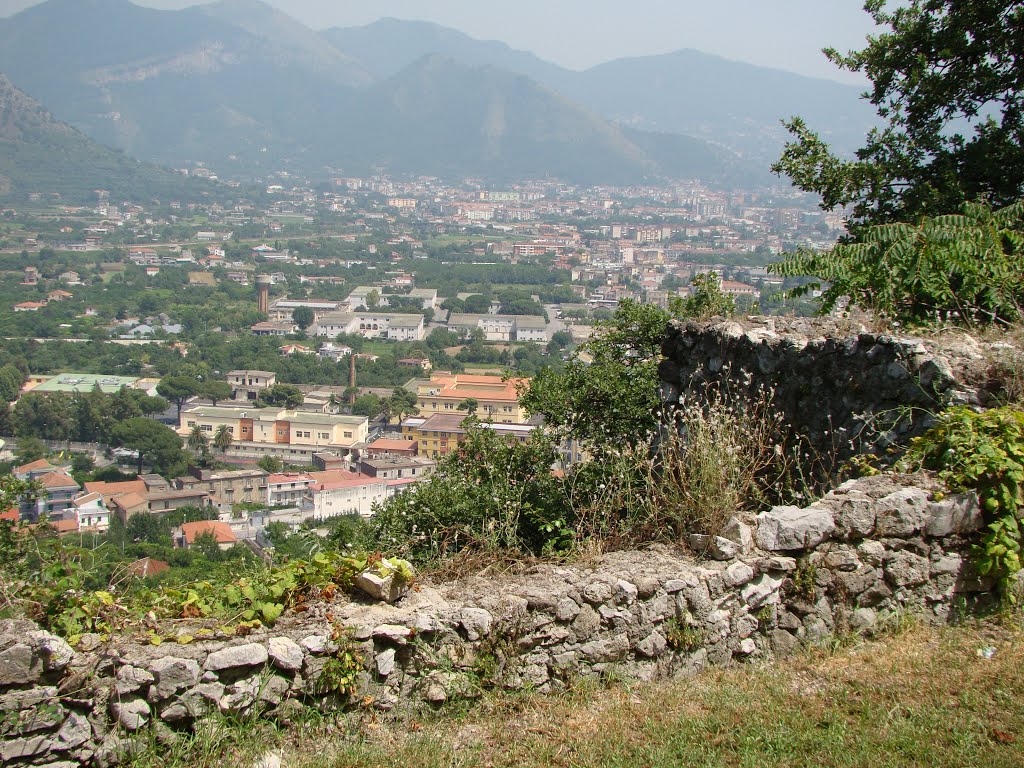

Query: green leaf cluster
[903,406,1024,601]
[770,200,1024,326]
[773,0,1024,229]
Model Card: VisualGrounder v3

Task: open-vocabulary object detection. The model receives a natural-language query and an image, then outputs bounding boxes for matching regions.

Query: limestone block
[376,648,396,678]
[111,698,151,731]
[458,608,493,641]
[204,643,269,672]
[723,562,755,588]
[579,634,630,663]
[688,534,740,561]
[830,490,876,539]
[555,597,580,622]
[926,492,982,537]
[756,504,835,551]
[885,550,931,588]
[875,488,930,537]
[634,631,667,658]
[721,517,754,553]
[115,665,154,696]
[148,657,200,700]
[740,573,784,608]
[570,604,601,641]
[613,579,639,605]
[267,637,304,672]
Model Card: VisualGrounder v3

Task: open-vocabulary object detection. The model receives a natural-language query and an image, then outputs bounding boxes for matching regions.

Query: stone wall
[658,317,992,463]
[1,473,993,767]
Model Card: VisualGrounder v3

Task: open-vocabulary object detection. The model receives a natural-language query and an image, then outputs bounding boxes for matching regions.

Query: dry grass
[133,619,1024,768]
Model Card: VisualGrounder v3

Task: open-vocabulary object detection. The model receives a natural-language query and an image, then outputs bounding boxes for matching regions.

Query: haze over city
[0,0,880,83]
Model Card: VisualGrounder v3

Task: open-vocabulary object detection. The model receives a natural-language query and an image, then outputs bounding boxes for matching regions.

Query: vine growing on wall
[902,406,1024,602]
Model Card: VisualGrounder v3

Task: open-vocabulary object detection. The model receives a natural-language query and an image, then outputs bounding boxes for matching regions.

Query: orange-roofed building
[301,470,388,518]
[48,518,80,535]
[414,372,528,423]
[178,520,237,550]
[13,458,59,478]
[84,479,148,504]
[365,438,418,458]
[109,492,149,523]
[1,507,19,522]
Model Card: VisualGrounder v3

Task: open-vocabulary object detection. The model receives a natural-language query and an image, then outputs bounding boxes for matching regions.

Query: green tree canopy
[773,0,1024,229]
[521,299,669,448]
[110,417,186,476]
[157,375,200,420]
[201,380,232,407]
[256,384,304,409]
[670,273,737,320]
[292,306,315,330]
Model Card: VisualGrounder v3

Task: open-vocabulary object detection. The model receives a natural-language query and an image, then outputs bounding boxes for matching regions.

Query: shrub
[371,422,566,561]
[770,200,1024,327]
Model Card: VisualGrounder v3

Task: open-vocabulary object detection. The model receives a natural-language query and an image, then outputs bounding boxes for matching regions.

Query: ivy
[902,406,1024,601]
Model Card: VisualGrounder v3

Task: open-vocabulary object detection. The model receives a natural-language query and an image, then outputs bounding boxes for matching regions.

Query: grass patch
[131,620,1024,768]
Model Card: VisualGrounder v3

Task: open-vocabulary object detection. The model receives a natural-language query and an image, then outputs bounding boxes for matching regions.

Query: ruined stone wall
[658,317,991,463]
[1,473,992,767]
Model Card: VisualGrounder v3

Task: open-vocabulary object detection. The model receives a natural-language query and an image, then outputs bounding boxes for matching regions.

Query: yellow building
[180,406,368,462]
[415,373,529,424]
[401,414,535,458]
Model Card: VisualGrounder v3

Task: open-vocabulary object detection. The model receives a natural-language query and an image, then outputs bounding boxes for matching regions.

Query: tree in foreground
[521,299,669,449]
[771,0,1024,326]
[773,0,1024,230]
[773,200,1024,326]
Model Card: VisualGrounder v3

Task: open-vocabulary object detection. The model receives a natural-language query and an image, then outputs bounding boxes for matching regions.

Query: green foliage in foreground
[0,513,409,643]
[903,406,1024,601]
[773,0,1024,229]
[521,299,669,448]
[771,200,1024,327]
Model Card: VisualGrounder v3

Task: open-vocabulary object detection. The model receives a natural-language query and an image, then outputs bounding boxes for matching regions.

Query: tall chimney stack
[255,274,271,315]
[349,353,357,405]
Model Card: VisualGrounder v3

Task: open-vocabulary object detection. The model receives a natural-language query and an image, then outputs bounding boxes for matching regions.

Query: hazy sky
[0,0,881,83]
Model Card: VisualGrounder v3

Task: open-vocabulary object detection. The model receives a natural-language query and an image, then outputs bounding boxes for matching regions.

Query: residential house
[318,342,352,361]
[266,473,315,507]
[176,520,237,550]
[72,492,110,532]
[251,321,298,336]
[173,467,268,507]
[227,370,276,401]
[311,311,424,341]
[300,470,389,519]
[356,456,434,481]
[401,414,536,458]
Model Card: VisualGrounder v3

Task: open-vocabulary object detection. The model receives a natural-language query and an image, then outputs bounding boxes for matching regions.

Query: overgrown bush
[371,422,567,560]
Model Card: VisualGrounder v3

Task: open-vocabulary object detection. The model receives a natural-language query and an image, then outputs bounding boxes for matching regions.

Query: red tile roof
[180,520,236,545]
[14,459,55,474]
[37,471,80,490]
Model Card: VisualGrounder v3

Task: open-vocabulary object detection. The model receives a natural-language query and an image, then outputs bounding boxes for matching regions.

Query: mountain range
[0,0,876,189]
[0,73,221,202]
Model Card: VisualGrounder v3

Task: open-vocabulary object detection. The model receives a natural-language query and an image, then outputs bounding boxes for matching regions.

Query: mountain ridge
[0,73,222,202]
[0,0,865,184]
